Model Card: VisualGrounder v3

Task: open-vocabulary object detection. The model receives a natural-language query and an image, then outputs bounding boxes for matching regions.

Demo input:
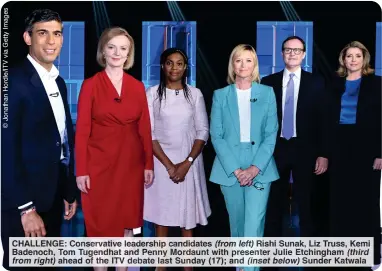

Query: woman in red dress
[75,27,154,243]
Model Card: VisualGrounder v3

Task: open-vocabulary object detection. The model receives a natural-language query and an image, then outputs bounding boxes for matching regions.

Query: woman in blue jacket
[210,44,279,271]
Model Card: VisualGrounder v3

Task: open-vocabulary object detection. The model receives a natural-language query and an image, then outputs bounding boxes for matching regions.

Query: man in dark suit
[1,9,77,269]
[261,36,330,244]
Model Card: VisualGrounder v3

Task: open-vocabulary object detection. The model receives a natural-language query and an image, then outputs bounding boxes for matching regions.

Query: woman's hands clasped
[167,160,192,184]
[234,165,260,186]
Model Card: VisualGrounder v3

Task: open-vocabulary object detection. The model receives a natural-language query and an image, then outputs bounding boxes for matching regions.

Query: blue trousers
[221,143,271,271]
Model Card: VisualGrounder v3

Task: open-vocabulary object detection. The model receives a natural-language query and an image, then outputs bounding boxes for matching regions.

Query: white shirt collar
[27,54,59,81]
[283,66,301,80]
[236,87,252,92]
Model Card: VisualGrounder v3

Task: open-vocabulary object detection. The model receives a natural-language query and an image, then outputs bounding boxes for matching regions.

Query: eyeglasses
[283,48,304,55]
[254,182,264,191]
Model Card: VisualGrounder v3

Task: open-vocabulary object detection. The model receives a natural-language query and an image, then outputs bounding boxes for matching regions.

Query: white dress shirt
[281,67,301,138]
[236,87,251,142]
[27,54,66,157]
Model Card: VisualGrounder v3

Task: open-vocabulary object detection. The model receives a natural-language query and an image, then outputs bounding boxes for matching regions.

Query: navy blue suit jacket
[261,69,330,160]
[328,74,381,160]
[1,59,76,212]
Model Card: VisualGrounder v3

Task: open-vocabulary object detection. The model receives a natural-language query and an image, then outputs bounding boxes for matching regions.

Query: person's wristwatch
[20,206,36,216]
[187,157,194,164]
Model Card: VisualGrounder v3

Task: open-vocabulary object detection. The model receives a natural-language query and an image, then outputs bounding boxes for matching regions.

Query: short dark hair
[24,9,62,34]
[281,36,306,52]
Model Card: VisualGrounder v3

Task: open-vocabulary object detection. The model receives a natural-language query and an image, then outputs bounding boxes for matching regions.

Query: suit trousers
[263,138,318,271]
[220,142,271,271]
[1,163,67,270]
[264,137,316,238]
[330,125,381,267]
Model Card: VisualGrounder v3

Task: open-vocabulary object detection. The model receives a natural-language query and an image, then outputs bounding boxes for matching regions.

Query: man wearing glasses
[261,36,330,250]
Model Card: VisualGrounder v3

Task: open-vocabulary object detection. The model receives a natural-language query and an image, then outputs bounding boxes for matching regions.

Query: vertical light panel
[376,22,381,76]
[256,21,313,78]
[142,21,196,89]
[256,21,313,233]
[141,21,197,240]
[377,22,382,229]
[55,21,85,124]
[56,21,85,238]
